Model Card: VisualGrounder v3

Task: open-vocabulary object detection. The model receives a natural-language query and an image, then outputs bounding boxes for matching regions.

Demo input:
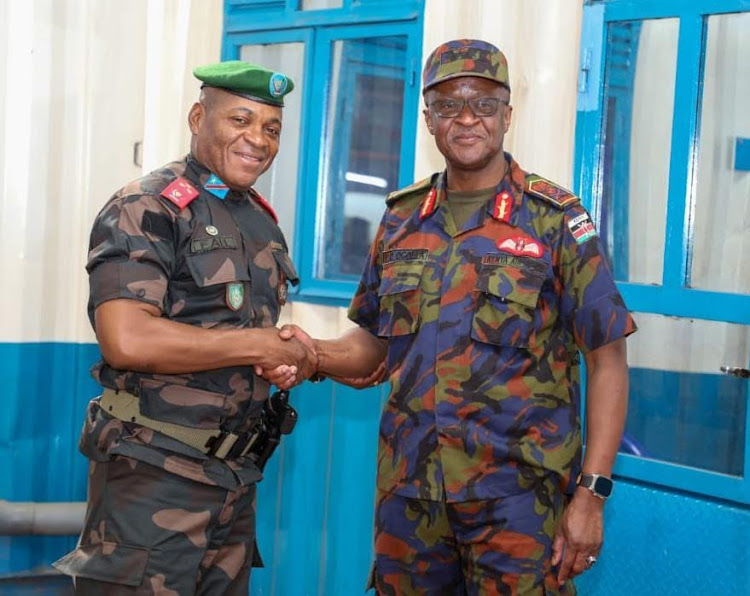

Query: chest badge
[497,236,545,258]
[205,225,219,236]
[226,282,245,311]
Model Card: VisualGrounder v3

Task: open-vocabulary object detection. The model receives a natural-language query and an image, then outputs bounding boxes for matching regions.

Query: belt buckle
[205,431,239,459]
[228,430,261,460]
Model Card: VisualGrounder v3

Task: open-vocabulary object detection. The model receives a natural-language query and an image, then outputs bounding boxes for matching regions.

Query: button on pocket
[471,264,545,348]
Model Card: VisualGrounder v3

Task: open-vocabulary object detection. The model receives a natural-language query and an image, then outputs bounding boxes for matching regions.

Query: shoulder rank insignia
[525,174,579,209]
[386,176,434,207]
[161,177,199,209]
[251,190,279,224]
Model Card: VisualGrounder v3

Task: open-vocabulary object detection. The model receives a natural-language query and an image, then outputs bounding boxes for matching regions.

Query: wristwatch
[577,473,614,499]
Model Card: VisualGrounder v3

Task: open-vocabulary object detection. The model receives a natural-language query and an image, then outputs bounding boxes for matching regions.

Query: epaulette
[385,176,435,207]
[524,174,579,210]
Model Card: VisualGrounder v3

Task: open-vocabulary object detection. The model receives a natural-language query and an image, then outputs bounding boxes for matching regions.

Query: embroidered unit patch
[568,213,597,244]
[226,282,244,311]
[497,236,544,258]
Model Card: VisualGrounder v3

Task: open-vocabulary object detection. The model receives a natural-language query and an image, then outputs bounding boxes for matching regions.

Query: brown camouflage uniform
[54,154,298,594]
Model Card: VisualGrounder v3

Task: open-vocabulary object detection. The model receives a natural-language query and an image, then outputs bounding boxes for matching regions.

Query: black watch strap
[577,473,614,499]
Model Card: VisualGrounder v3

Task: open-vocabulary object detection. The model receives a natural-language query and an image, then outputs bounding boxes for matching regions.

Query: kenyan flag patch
[568,213,597,244]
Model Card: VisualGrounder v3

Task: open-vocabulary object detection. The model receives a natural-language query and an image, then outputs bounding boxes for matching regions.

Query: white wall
[416,0,583,186]
[0,0,222,344]
[0,0,586,343]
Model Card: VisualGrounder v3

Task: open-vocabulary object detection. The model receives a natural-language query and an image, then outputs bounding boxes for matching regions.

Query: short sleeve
[347,213,386,336]
[558,204,637,352]
[86,193,177,324]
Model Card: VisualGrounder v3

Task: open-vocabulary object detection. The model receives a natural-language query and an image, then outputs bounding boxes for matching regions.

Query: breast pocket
[184,229,250,316]
[377,260,425,337]
[471,264,545,349]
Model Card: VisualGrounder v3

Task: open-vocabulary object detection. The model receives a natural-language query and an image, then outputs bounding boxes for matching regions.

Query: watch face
[593,476,614,497]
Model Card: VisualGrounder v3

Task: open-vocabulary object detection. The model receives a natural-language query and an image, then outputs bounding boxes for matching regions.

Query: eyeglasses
[428,97,508,118]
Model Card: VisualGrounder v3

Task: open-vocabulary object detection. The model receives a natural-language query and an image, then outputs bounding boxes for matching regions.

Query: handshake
[253,325,387,390]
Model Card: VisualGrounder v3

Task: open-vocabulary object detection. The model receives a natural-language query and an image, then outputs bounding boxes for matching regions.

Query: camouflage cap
[422,39,510,93]
[193,60,294,107]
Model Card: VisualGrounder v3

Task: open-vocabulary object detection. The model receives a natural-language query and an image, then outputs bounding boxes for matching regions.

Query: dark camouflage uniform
[349,155,636,594]
[54,154,298,594]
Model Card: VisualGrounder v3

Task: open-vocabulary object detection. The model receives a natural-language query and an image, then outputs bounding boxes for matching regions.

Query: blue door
[576,1,750,593]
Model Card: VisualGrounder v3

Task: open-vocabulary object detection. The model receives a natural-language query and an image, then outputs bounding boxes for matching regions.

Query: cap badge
[269,73,288,97]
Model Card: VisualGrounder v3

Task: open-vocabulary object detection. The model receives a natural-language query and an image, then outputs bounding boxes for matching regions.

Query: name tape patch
[383,249,429,264]
[190,236,238,254]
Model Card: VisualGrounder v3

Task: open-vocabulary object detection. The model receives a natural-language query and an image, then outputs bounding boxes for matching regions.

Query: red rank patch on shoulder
[497,236,545,258]
[161,177,199,209]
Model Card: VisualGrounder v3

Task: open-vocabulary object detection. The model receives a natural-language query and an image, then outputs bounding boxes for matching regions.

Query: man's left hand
[551,488,604,586]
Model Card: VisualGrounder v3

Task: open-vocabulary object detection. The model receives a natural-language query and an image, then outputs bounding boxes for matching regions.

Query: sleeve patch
[160,177,199,209]
[568,212,598,244]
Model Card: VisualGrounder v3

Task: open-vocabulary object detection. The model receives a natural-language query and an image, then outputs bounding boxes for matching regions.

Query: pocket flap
[272,249,300,286]
[53,542,149,587]
[187,252,251,287]
[475,265,544,308]
[378,261,425,296]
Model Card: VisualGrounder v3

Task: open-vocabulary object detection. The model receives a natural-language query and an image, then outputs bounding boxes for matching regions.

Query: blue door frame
[224,1,424,306]
[576,0,750,504]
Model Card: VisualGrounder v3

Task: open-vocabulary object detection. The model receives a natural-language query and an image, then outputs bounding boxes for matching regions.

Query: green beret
[193,60,294,107]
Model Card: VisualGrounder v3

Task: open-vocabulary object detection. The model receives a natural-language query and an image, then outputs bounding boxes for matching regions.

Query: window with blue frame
[576,0,750,504]
[223,0,423,305]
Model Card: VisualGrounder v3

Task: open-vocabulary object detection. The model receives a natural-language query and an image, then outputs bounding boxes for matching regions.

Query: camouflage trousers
[370,480,576,595]
[53,454,260,595]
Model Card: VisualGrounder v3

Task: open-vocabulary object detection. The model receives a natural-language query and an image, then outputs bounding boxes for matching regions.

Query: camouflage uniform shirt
[349,155,636,502]
[82,154,298,490]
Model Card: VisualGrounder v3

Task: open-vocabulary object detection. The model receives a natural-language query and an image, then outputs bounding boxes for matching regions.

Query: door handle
[719,366,750,379]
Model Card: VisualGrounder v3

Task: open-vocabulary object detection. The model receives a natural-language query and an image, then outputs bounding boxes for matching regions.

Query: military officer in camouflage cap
[54,60,315,594]
[263,38,636,594]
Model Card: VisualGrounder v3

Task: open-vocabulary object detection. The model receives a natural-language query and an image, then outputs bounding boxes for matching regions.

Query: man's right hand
[252,327,318,385]
[253,325,318,388]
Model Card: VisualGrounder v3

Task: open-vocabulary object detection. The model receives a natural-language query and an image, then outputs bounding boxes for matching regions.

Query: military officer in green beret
[53,61,315,594]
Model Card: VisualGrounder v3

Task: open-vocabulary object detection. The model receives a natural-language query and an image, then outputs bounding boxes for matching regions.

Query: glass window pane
[240,42,305,253]
[302,0,343,9]
[601,19,678,284]
[623,312,748,476]
[317,35,406,280]
[690,12,750,295]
